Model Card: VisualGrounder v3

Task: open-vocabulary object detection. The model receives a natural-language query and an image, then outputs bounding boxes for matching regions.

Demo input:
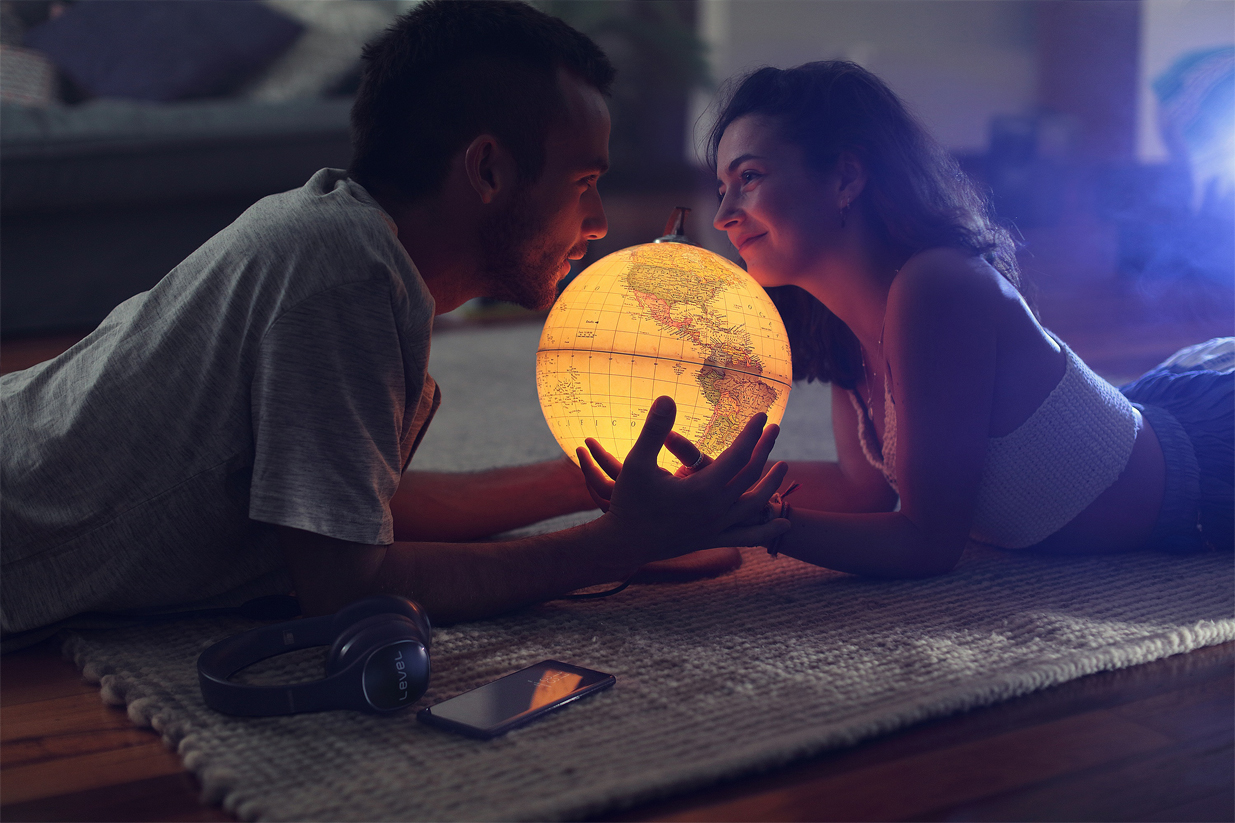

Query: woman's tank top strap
[850,380,899,492]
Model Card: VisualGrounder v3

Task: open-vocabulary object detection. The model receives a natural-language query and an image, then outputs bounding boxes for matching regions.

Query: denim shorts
[1120,338,1234,553]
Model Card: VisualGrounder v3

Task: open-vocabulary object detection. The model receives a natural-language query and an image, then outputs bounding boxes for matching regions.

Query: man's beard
[479,189,582,311]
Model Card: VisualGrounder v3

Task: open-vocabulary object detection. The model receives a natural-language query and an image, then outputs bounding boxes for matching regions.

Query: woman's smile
[713,114,837,287]
[734,232,767,253]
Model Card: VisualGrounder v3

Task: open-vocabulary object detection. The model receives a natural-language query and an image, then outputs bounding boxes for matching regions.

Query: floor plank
[2,697,162,769]
[631,710,1176,823]
[1,742,187,806]
[0,773,231,823]
[0,645,97,707]
[1110,680,1235,744]
[1144,790,1235,823]
[935,730,1234,822]
[603,642,1235,822]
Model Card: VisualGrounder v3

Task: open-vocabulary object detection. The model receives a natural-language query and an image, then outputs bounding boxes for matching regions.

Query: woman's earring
[839,200,850,229]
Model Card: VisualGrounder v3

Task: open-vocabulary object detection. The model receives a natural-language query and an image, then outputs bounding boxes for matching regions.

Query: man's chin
[504,294,554,312]
[487,277,560,312]
[525,281,562,312]
[525,263,573,310]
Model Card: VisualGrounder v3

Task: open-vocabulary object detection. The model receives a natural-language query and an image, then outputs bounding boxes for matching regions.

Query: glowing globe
[536,239,792,471]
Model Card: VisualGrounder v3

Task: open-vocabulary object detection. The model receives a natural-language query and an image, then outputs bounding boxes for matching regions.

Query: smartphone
[417,660,615,739]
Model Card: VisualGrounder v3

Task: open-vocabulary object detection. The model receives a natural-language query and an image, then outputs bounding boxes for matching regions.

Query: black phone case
[416,660,615,739]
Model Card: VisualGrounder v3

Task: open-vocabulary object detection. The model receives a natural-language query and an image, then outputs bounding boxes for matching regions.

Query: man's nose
[584,188,607,241]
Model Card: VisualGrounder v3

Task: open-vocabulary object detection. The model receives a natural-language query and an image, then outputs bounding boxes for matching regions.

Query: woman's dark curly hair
[707,61,1020,388]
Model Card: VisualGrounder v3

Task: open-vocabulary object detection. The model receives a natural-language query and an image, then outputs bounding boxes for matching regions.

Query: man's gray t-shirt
[1,169,438,634]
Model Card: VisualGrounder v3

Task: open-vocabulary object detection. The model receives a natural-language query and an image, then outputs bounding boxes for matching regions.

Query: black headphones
[197,595,431,716]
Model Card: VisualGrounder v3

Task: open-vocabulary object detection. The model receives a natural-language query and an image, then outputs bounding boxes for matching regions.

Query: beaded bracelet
[767,482,799,558]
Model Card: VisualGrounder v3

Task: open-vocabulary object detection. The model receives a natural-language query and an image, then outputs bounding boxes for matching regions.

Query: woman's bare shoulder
[896,247,1007,287]
[889,248,1008,321]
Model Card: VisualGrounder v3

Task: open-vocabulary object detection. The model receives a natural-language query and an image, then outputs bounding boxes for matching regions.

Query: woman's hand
[577,396,790,562]
[665,430,714,477]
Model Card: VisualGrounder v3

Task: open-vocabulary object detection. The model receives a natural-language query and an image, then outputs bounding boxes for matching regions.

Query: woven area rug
[62,324,1235,822]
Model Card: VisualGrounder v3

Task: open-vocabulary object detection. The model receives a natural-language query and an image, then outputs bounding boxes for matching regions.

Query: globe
[536,237,793,471]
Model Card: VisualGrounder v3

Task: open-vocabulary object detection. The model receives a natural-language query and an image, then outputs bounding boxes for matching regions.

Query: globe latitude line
[534,347,793,389]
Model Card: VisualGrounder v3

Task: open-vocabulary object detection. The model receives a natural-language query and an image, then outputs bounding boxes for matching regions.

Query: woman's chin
[743,262,788,289]
[738,255,762,276]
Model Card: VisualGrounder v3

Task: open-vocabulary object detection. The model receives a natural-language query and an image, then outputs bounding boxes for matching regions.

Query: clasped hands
[576,395,790,563]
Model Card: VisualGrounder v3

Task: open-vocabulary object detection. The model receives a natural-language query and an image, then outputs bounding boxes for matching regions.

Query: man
[1,0,788,646]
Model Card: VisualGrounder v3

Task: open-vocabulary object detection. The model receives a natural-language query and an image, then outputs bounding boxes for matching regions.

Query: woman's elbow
[910,539,966,577]
[895,522,966,577]
[852,484,899,514]
[903,552,961,578]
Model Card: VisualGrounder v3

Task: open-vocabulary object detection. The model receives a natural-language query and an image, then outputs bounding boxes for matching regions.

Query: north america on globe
[536,242,792,470]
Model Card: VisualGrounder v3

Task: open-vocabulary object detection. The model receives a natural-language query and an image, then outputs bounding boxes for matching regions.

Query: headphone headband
[197,596,431,716]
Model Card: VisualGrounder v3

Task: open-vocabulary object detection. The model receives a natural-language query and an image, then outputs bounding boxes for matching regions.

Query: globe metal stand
[653,206,693,244]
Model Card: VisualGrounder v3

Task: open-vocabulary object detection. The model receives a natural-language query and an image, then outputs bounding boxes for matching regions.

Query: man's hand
[577,396,789,563]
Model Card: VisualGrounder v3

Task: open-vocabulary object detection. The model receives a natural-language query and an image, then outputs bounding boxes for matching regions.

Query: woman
[586,61,1232,576]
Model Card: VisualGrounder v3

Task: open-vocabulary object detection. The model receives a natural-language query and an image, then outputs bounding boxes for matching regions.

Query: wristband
[767,482,799,558]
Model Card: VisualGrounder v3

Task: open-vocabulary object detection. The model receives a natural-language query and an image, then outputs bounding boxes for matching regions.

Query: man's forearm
[374,516,635,623]
[391,457,594,541]
[279,517,640,624]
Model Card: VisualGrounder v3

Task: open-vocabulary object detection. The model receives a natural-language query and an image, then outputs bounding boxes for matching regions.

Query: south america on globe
[536,219,792,471]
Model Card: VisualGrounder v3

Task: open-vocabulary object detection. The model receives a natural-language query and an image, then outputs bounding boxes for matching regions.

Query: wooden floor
[2,636,1231,822]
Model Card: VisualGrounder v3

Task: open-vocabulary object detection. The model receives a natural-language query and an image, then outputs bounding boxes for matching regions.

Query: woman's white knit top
[852,339,1140,548]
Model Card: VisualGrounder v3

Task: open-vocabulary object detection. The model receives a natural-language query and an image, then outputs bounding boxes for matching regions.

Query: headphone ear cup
[400,600,432,651]
[349,620,431,711]
[327,614,407,675]
[330,595,432,644]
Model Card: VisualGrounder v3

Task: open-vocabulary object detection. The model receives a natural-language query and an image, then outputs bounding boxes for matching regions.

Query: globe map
[536,242,793,471]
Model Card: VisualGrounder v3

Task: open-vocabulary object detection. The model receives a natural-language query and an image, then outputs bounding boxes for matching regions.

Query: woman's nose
[713,192,740,231]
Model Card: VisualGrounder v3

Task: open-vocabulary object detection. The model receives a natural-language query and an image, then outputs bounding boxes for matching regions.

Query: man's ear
[463,134,516,205]
[835,150,868,206]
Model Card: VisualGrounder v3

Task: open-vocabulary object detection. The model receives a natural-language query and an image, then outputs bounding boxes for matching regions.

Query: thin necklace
[862,259,914,411]
[859,300,890,412]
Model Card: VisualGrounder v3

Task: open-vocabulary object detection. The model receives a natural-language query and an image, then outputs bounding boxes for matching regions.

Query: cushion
[243,0,395,102]
[23,0,304,103]
[0,45,56,107]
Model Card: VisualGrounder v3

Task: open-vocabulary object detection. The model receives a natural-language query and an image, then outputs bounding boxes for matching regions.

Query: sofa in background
[1,97,353,335]
[1,0,398,336]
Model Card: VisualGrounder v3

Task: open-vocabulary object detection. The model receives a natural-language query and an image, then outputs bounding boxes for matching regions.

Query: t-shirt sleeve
[248,277,416,545]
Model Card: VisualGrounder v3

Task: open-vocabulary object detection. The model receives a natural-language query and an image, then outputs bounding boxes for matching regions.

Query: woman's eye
[740,170,759,184]
[717,188,726,203]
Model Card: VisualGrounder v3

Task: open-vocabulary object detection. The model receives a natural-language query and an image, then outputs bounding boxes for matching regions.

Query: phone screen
[417,660,615,739]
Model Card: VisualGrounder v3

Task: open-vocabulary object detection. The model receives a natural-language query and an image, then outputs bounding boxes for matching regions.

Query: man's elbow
[277,526,388,616]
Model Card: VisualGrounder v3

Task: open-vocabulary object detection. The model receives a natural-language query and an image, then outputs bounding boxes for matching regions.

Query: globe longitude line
[535,348,793,389]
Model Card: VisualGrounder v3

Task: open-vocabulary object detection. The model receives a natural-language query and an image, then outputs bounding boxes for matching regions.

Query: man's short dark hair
[349,0,615,205]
